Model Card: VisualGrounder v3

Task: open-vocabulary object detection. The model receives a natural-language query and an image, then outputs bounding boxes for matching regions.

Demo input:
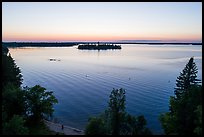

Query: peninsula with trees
[78,42,121,50]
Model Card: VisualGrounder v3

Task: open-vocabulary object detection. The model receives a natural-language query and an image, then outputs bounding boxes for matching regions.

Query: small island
[78,42,121,50]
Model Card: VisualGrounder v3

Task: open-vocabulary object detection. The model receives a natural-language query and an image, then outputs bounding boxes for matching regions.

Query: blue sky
[2,2,202,42]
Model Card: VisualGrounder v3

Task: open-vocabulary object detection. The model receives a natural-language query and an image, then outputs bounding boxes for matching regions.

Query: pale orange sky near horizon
[4,32,201,42]
[2,2,202,42]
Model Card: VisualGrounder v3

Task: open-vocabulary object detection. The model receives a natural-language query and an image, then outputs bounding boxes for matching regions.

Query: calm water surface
[9,44,202,134]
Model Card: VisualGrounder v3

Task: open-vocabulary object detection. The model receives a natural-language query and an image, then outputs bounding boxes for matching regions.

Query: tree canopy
[24,85,58,122]
[85,88,152,135]
[2,46,58,135]
[159,57,202,135]
[174,57,201,98]
[2,115,29,135]
[2,46,23,88]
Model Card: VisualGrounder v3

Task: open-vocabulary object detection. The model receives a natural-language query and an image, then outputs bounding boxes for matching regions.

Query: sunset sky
[2,2,202,42]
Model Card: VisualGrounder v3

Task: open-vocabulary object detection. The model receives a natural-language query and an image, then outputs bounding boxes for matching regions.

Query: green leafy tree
[2,115,29,135]
[2,83,26,120]
[24,85,58,122]
[85,88,151,135]
[85,117,106,135]
[159,57,202,135]
[133,115,152,135]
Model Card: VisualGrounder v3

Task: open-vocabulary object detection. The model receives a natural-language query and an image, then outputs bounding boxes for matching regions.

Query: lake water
[9,44,202,134]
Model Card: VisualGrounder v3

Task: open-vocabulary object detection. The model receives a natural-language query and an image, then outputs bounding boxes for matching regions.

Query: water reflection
[8,44,202,134]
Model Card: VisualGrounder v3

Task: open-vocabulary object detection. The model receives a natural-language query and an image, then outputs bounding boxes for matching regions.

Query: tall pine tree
[174,57,201,98]
[160,57,202,135]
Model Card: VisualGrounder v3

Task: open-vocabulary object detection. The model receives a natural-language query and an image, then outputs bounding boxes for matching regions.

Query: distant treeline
[2,42,78,47]
[78,44,121,50]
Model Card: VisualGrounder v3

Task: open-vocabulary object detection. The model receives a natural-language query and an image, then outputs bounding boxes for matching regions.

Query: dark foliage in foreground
[85,88,152,135]
[23,85,58,123]
[159,57,202,135]
[2,46,58,135]
[2,46,23,87]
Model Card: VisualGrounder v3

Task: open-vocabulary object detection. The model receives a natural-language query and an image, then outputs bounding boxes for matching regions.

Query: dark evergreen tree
[174,57,201,98]
[2,49,23,87]
[2,45,9,55]
[159,57,202,135]
[194,105,202,135]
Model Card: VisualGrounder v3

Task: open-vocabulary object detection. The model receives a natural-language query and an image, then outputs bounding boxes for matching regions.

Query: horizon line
[2,41,202,44]
[2,39,202,43]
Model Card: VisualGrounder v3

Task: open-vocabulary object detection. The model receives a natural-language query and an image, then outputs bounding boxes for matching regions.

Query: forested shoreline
[2,42,77,47]
[2,46,58,135]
